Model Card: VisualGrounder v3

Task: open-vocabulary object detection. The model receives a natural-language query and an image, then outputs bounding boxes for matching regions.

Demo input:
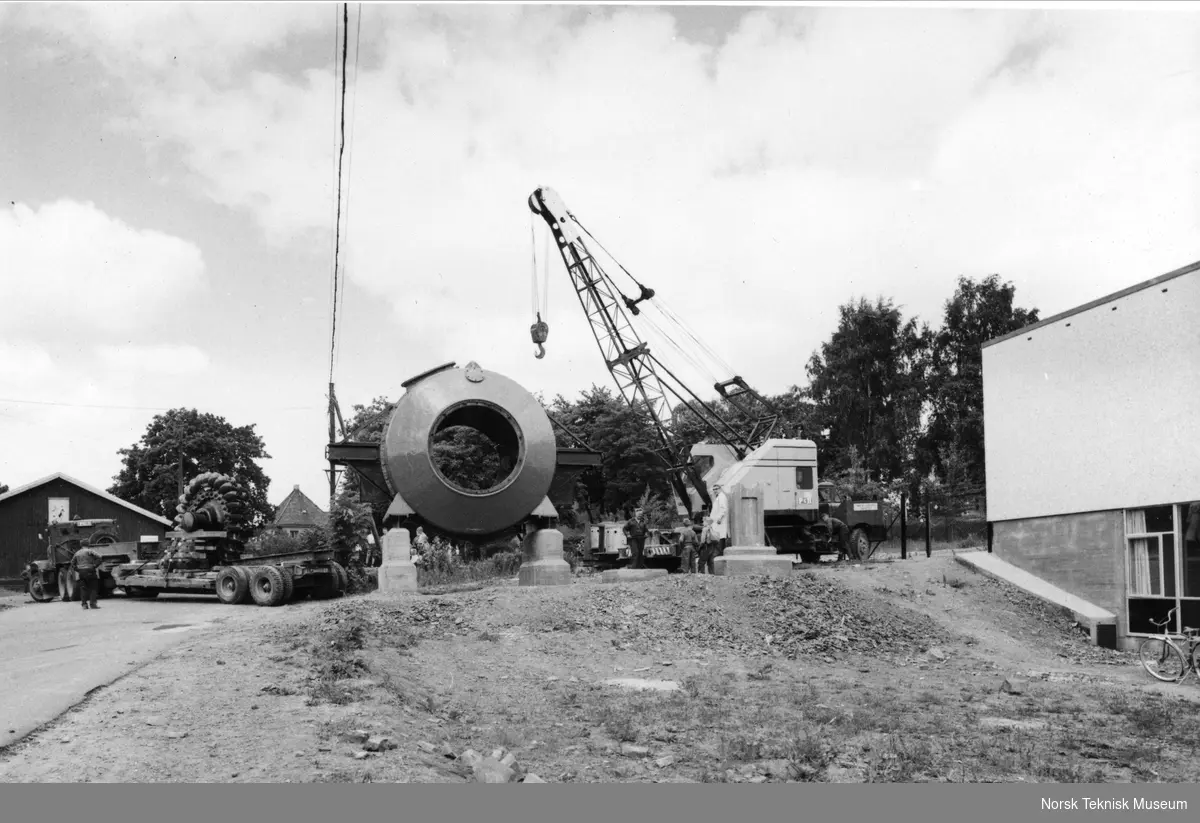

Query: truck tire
[277,567,295,603]
[27,574,54,603]
[215,567,251,605]
[850,528,870,561]
[249,566,287,607]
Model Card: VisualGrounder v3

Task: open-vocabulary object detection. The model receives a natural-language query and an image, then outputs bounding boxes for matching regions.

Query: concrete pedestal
[599,568,668,584]
[713,546,793,578]
[518,529,572,587]
[377,527,418,593]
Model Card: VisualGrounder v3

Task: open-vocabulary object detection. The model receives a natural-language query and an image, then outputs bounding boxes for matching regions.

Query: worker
[676,518,699,574]
[69,546,104,610]
[698,516,717,574]
[623,507,649,570]
[710,483,729,554]
[819,504,854,561]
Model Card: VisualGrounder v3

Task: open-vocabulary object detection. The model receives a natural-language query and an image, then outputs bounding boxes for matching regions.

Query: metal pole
[900,492,907,560]
[925,501,932,558]
[178,447,184,500]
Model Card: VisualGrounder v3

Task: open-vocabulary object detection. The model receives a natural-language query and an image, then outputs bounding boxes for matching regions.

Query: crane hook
[531,314,549,360]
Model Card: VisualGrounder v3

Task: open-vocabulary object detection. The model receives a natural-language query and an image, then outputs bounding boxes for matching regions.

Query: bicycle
[1138,607,1200,683]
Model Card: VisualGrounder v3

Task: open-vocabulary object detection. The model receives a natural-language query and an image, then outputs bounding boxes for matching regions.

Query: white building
[982,259,1200,648]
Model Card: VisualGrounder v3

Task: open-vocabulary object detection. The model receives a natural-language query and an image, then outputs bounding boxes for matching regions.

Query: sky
[1,2,1198,510]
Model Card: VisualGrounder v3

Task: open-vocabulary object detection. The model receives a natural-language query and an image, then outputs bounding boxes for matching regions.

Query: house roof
[983,258,1200,349]
[273,485,329,529]
[0,472,173,526]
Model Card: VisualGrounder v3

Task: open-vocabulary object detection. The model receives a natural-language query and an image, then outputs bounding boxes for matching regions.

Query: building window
[1126,503,1200,635]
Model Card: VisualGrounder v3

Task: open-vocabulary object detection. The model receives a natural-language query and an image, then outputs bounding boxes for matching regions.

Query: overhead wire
[326,3,341,385]
[334,2,363,373]
[327,2,350,386]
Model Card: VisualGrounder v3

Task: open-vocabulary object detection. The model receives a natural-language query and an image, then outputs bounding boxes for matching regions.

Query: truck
[23,519,155,603]
[528,186,892,565]
[584,521,682,571]
[109,472,349,606]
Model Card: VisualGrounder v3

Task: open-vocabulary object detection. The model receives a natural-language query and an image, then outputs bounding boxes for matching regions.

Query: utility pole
[178,447,184,500]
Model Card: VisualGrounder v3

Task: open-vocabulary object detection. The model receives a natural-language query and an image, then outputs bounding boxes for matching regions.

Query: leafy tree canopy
[109,408,274,527]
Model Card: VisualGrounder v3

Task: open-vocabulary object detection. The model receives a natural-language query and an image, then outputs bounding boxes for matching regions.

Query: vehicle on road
[23,519,154,603]
[111,472,347,606]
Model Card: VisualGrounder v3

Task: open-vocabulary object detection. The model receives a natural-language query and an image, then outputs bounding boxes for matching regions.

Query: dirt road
[2,556,1199,783]
[0,589,291,751]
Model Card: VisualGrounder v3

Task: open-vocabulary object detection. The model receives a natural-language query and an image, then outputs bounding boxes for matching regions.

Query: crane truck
[527,186,890,564]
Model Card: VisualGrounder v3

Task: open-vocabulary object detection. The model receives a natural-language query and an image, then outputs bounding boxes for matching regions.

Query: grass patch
[417,553,522,591]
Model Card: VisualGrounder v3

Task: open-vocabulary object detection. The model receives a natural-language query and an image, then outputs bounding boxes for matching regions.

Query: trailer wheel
[231,566,253,603]
[278,567,295,603]
[250,566,287,607]
[215,567,251,605]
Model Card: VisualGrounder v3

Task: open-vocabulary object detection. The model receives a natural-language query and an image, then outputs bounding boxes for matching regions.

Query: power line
[334,3,363,373]
[0,397,322,412]
[328,2,350,385]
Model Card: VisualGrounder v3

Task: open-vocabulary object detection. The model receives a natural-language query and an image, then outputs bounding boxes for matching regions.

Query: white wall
[983,267,1200,522]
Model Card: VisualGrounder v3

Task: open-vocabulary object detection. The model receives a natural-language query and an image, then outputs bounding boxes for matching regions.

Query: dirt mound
[314,573,957,663]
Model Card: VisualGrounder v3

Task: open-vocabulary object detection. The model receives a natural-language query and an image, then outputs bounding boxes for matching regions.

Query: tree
[549,385,670,516]
[109,408,274,527]
[805,297,931,483]
[328,485,375,558]
[919,275,1038,486]
[0,482,8,495]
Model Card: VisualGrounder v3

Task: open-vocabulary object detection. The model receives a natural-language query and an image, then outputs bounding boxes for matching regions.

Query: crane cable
[574,217,732,384]
[529,216,549,358]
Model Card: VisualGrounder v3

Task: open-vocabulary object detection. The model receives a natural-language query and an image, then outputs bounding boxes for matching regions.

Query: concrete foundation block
[599,568,668,584]
[713,546,793,578]
[518,529,572,587]
[378,527,418,593]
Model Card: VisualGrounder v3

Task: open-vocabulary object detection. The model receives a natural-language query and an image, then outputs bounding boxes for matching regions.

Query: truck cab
[818,482,891,558]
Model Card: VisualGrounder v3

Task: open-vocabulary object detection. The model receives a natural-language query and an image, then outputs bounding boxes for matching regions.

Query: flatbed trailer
[112,531,349,606]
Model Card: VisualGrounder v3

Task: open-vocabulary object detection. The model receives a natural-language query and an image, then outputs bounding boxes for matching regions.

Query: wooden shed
[0,472,172,581]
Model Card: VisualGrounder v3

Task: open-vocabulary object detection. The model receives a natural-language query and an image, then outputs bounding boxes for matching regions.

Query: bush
[416,551,522,589]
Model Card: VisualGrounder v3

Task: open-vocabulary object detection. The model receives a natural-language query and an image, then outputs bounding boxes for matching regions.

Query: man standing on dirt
[69,546,103,610]
[710,483,729,554]
[676,518,699,574]
[819,504,855,562]
[623,508,649,570]
[698,516,717,574]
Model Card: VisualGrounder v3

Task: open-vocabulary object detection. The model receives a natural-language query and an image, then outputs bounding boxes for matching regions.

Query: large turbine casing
[379,362,557,536]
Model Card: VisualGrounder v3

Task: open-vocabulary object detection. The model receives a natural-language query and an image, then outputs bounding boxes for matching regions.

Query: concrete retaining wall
[993,510,1127,639]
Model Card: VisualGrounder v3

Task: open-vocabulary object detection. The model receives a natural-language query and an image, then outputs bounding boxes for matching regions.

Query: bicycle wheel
[1139,637,1186,682]
[1190,642,1200,681]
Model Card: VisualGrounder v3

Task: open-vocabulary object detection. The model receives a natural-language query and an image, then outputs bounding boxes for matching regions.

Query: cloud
[96,344,210,375]
[0,200,206,335]
[0,342,56,382]
[9,4,1200,452]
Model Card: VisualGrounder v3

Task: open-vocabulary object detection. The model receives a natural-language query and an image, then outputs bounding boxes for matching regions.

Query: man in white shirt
[709,483,729,553]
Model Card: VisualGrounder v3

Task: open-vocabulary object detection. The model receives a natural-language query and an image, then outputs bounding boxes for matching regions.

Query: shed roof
[0,472,173,526]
